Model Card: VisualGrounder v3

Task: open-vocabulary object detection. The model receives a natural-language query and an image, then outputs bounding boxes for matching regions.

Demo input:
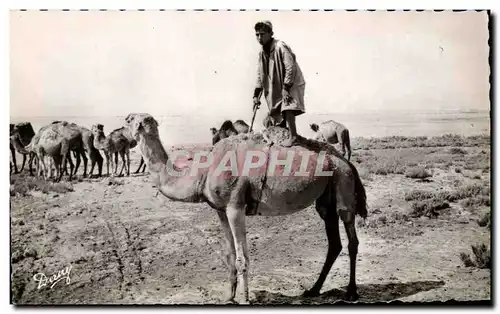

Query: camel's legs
[343,221,359,300]
[73,151,81,176]
[80,150,88,177]
[47,156,55,179]
[53,155,63,181]
[11,145,19,174]
[88,151,97,177]
[104,151,111,176]
[66,152,75,181]
[118,150,127,177]
[216,210,237,303]
[96,151,104,177]
[28,152,35,176]
[114,152,119,175]
[126,149,131,176]
[304,204,342,297]
[226,205,249,304]
[59,141,70,182]
[135,157,145,174]
[89,149,103,177]
[20,154,27,172]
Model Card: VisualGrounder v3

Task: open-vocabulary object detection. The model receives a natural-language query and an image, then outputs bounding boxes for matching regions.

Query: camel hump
[234,120,249,133]
[220,120,234,130]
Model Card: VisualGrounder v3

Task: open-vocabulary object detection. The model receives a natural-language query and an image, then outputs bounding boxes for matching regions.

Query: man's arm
[280,43,296,89]
[254,53,264,106]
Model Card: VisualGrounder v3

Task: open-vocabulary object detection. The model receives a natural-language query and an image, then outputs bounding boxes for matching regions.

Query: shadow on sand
[252,280,446,305]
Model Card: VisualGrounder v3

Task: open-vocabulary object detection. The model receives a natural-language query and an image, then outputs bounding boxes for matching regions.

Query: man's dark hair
[254,22,272,33]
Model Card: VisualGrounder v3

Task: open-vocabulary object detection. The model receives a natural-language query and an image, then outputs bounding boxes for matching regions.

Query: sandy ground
[10,146,491,305]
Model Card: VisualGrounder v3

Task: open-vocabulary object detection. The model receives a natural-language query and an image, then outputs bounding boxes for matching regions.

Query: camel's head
[91,124,105,138]
[128,113,159,140]
[310,123,319,132]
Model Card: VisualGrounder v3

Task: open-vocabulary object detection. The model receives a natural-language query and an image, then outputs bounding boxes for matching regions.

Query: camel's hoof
[302,289,320,298]
[344,290,359,302]
[238,300,251,305]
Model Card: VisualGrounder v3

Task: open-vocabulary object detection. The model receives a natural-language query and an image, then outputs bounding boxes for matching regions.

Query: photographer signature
[33,264,72,290]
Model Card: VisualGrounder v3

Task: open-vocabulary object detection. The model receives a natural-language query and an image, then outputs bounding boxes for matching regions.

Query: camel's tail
[348,161,367,219]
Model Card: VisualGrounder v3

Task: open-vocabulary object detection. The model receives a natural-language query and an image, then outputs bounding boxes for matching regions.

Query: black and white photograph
[9,8,491,305]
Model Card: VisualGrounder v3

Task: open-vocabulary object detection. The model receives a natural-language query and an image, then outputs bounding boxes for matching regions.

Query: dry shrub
[461,196,490,210]
[405,167,432,179]
[449,147,467,155]
[410,198,450,218]
[10,175,74,197]
[404,190,435,202]
[477,211,491,228]
[460,244,491,269]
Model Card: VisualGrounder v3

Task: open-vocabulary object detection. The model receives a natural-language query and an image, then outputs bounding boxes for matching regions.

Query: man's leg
[282,111,298,147]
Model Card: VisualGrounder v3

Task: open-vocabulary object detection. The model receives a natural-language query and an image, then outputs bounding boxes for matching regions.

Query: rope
[251,141,274,215]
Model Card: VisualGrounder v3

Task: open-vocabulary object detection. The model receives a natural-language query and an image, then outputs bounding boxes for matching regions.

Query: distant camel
[76,125,104,177]
[310,120,352,161]
[211,120,249,145]
[10,122,35,174]
[124,113,148,174]
[127,113,367,304]
[24,121,83,181]
[92,124,132,177]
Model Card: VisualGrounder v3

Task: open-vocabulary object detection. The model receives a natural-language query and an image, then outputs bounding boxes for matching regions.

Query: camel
[124,113,149,174]
[127,113,367,304]
[211,120,249,145]
[24,121,83,181]
[310,120,352,161]
[64,125,103,178]
[92,124,132,177]
[10,122,36,175]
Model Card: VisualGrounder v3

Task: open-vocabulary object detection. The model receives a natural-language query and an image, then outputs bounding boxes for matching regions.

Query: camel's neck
[11,135,28,154]
[139,134,206,203]
[93,134,107,150]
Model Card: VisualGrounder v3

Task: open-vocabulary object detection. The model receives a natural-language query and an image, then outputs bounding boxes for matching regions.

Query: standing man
[253,20,306,147]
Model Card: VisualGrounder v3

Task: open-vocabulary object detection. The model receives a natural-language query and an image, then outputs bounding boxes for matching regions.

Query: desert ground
[10,133,491,305]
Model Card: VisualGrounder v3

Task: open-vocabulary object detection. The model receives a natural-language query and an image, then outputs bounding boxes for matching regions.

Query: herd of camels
[11,114,365,304]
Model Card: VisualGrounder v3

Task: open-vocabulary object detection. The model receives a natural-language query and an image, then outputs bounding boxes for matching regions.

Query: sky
[10,10,490,118]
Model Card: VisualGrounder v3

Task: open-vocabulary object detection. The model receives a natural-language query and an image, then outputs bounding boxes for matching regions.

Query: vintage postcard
[9,9,491,305]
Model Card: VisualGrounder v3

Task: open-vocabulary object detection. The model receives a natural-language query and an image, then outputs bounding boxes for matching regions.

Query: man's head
[254,20,273,46]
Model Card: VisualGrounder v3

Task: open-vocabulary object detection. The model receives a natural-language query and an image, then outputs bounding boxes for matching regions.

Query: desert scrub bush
[405,167,432,179]
[448,147,467,155]
[354,134,489,150]
[477,211,491,228]
[461,195,490,209]
[460,244,491,269]
[404,190,435,201]
[464,153,490,171]
[410,198,450,218]
[455,183,490,199]
[10,176,74,197]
